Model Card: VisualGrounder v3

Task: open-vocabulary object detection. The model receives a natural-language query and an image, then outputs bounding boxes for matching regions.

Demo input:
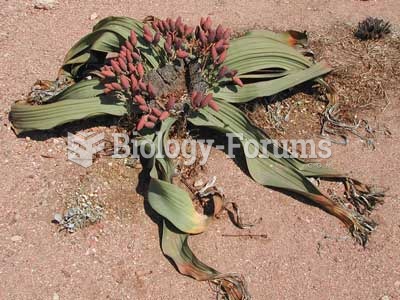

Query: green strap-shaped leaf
[187,100,338,196]
[215,32,331,104]
[149,179,211,234]
[51,78,104,101]
[145,120,250,298]
[10,96,126,134]
[145,118,212,234]
[213,62,331,103]
[62,16,163,78]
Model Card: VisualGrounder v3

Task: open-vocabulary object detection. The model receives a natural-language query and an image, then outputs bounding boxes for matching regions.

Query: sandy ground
[1,1,400,299]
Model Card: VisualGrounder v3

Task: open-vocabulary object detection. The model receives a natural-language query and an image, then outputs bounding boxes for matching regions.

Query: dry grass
[243,23,400,142]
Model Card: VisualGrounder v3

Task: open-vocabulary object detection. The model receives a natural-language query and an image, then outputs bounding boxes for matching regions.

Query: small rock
[381,296,390,300]
[194,179,204,187]
[25,136,31,141]
[53,292,60,300]
[89,13,98,21]
[11,235,22,242]
[34,0,57,10]
[53,213,63,223]
[395,281,400,288]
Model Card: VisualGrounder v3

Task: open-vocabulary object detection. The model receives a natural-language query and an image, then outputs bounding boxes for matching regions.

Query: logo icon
[67,132,105,168]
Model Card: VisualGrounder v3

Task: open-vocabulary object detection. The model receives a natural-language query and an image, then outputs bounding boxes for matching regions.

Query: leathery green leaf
[187,99,336,195]
[62,16,162,78]
[10,96,126,134]
[213,62,332,103]
[145,118,211,234]
[161,220,251,299]
[148,179,210,234]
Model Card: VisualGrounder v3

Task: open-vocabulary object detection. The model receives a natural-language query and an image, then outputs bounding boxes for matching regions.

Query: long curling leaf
[144,118,212,234]
[213,62,331,103]
[144,119,250,299]
[62,16,162,78]
[10,96,126,134]
[187,100,376,244]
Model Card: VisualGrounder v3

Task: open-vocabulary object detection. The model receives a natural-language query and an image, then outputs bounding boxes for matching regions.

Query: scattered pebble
[89,13,98,20]
[34,0,57,10]
[395,281,400,288]
[381,296,390,300]
[194,179,204,187]
[53,292,60,300]
[11,235,22,242]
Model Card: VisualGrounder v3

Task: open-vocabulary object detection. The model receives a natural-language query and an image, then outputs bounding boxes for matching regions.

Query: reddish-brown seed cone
[232,76,244,87]
[147,82,156,97]
[132,52,141,61]
[153,31,161,44]
[194,92,203,107]
[190,91,198,107]
[144,33,153,43]
[125,40,134,51]
[138,80,147,91]
[208,29,216,43]
[145,122,155,129]
[128,63,136,73]
[200,17,206,28]
[104,83,114,90]
[203,16,212,31]
[137,63,144,78]
[148,115,158,122]
[175,16,183,27]
[111,60,122,74]
[225,69,238,78]
[217,66,228,79]
[176,49,189,59]
[130,75,138,91]
[120,75,130,90]
[162,20,170,32]
[152,20,159,32]
[178,24,185,36]
[118,57,128,72]
[200,94,213,108]
[166,97,176,110]
[217,50,227,64]
[199,30,207,45]
[215,24,224,40]
[174,38,182,49]
[103,88,113,94]
[143,24,151,36]
[151,108,162,117]
[214,39,225,53]
[111,82,122,90]
[164,42,172,55]
[184,25,193,36]
[101,70,115,78]
[126,50,133,63]
[157,20,165,33]
[211,46,218,62]
[139,105,149,112]
[130,31,138,46]
[159,111,170,121]
[208,99,220,111]
[137,115,148,131]
[134,95,146,105]
[223,28,231,40]
[168,18,176,32]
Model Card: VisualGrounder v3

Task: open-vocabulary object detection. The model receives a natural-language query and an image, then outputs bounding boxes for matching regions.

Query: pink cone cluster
[150,17,194,59]
[100,30,170,130]
[100,16,244,130]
